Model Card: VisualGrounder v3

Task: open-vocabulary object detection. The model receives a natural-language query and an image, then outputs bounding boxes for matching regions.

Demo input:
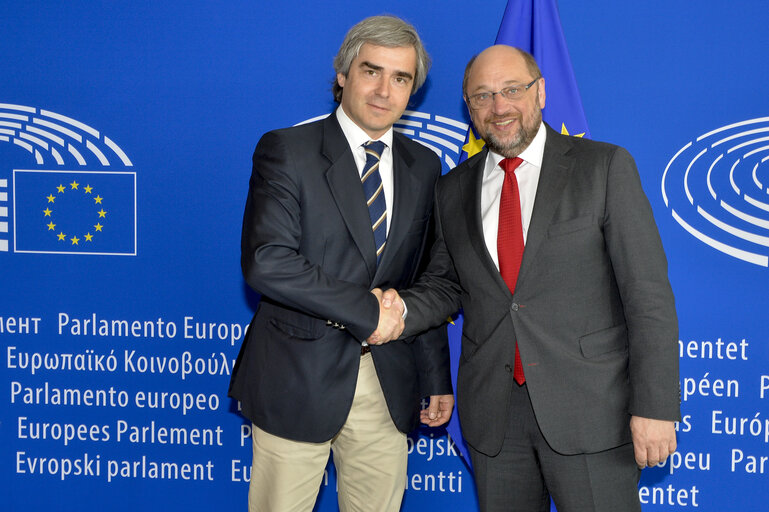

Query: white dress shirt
[481,122,547,269]
[336,106,394,235]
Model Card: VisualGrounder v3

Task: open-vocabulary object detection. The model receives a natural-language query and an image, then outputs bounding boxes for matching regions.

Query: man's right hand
[381,288,401,309]
[367,288,404,345]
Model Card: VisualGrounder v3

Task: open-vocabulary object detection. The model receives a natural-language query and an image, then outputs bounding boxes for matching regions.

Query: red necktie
[497,157,526,385]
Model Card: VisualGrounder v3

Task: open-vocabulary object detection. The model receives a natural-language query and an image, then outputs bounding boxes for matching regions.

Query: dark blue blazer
[229,113,452,442]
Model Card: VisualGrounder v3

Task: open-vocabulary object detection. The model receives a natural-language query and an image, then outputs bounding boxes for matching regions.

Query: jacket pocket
[268,318,322,340]
[261,301,324,341]
[579,324,627,358]
[547,215,594,238]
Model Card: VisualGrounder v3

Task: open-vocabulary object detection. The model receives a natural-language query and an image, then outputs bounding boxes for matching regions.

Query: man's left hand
[420,394,455,427]
[630,415,677,469]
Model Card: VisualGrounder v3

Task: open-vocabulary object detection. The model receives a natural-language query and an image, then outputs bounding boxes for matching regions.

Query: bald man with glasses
[377,44,680,512]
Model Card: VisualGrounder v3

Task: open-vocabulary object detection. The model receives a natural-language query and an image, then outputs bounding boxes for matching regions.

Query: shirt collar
[335,106,393,150]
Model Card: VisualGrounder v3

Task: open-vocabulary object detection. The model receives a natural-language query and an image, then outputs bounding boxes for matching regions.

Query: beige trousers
[248,353,407,512]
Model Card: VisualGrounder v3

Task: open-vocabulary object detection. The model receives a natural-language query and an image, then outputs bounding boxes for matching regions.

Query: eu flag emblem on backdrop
[13,170,136,255]
[449,0,591,466]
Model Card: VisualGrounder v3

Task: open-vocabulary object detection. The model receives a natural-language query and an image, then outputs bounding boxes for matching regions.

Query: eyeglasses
[466,77,541,109]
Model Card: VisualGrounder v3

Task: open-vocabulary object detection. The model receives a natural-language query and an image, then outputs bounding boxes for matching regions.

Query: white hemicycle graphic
[0,103,133,167]
[662,117,769,267]
[1,102,136,255]
[394,110,469,171]
[298,110,469,173]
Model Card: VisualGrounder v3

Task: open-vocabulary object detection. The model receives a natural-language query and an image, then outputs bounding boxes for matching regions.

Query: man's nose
[374,77,390,97]
[491,92,512,114]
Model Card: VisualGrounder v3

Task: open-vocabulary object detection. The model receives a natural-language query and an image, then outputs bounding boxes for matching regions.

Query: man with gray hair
[229,15,454,512]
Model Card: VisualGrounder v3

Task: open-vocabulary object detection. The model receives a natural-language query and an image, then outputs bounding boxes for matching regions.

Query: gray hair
[332,15,430,103]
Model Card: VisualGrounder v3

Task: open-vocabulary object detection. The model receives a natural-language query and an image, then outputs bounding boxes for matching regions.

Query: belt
[360,345,371,356]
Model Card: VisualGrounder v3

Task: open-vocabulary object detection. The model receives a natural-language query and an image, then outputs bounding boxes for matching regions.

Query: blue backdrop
[2,1,768,510]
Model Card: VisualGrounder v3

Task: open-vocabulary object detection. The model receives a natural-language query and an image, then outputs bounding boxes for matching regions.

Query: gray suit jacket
[229,114,452,442]
[401,124,680,457]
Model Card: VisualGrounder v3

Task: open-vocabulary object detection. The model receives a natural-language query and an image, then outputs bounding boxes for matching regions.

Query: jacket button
[505,364,513,372]
[511,303,519,311]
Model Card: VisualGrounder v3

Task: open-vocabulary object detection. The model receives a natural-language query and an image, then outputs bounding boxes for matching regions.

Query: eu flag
[13,169,136,255]
[449,0,591,468]
[495,0,590,139]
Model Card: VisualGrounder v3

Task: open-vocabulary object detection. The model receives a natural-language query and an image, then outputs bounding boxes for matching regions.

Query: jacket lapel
[517,125,574,285]
[322,115,378,280]
[460,149,514,297]
[373,134,418,280]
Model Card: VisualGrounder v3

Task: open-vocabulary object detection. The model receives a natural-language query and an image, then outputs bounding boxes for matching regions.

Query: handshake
[367,287,456,427]
[367,288,404,345]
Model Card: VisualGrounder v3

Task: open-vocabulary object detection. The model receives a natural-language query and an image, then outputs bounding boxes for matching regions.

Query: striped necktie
[361,140,387,264]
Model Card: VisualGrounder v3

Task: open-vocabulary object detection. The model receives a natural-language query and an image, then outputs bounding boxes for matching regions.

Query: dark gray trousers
[468,383,642,512]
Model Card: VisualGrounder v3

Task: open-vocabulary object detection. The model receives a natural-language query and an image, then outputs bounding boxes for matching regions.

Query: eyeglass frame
[465,77,541,109]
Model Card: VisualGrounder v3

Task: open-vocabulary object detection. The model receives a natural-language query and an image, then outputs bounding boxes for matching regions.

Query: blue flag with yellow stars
[449,0,591,470]
[13,170,136,255]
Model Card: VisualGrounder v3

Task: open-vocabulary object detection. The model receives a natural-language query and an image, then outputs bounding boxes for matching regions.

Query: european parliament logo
[393,111,469,172]
[662,117,769,267]
[0,103,136,255]
[298,110,469,174]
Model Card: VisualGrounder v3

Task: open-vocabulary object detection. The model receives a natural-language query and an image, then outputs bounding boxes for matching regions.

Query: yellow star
[57,232,66,241]
[84,233,94,242]
[57,184,66,193]
[94,195,103,204]
[98,209,107,218]
[84,185,93,194]
[71,236,80,245]
[47,222,56,231]
[462,129,486,158]
[43,208,52,217]
[46,194,56,203]
[70,180,79,190]
[561,123,585,138]
[94,223,103,232]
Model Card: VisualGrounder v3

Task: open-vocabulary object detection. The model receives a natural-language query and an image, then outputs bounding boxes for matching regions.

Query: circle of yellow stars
[43,179,107,245]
